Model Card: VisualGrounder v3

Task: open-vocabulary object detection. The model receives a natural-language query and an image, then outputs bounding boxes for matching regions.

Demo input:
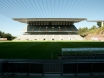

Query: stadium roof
[87,20,104,22]
[13,18,87,23]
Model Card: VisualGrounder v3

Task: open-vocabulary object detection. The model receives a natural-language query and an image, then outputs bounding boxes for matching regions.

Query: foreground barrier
[0,60,104,76]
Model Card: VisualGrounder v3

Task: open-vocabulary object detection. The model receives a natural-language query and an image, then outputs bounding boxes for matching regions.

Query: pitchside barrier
[62,48,104,59]
[0,60,104,76]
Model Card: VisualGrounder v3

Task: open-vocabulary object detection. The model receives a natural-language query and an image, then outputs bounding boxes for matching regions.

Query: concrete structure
[87,20,104,27]
[13,18,86,41]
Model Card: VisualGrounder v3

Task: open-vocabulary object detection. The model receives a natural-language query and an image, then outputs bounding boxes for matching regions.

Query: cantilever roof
[87,20,104,22]
[13,18,87,23]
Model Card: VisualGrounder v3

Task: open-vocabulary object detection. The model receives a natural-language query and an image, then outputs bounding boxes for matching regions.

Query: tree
[90,25,97,30]
[0,30,15,40]
[97,22,101,27]
[78,27,89,37]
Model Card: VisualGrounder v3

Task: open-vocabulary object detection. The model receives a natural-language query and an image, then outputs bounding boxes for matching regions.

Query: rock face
[84,34,104,41]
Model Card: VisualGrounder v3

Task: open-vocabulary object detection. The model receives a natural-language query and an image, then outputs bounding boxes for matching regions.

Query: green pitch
[0,41,104,59]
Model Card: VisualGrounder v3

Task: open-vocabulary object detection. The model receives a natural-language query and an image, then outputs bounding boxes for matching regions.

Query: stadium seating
[15,34,84,41]
[62,53,104,59]
[26,25,78,32]
[61,35,70,40]
[15,25,84,41]
[27,25,33,31]
[54,35,61,40]
[46,35,52,40]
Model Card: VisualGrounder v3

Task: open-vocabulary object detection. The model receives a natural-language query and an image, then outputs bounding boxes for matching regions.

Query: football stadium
[0,0,104,78]
[0,18,104,77]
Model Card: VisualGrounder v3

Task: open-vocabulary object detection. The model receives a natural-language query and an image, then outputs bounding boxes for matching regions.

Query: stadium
[0,18,104,77]
[1,0,104,77]
[13,18,86,41]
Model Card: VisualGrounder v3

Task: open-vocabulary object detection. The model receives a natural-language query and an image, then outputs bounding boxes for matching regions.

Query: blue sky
[0,0,104,36]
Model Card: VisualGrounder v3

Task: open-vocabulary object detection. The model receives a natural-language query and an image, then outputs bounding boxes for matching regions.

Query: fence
[0,61,104,76]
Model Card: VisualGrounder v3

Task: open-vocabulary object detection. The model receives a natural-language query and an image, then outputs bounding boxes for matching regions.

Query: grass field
[0,41,104,59]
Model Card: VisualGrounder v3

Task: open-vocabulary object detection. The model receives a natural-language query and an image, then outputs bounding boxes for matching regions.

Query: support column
[101,22,104,27]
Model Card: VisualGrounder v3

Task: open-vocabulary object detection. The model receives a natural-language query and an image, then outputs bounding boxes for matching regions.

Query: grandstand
[13,18,86,41]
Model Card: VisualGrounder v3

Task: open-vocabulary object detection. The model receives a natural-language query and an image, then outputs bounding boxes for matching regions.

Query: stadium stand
[13,18,86,41]
[15,34,84,41]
